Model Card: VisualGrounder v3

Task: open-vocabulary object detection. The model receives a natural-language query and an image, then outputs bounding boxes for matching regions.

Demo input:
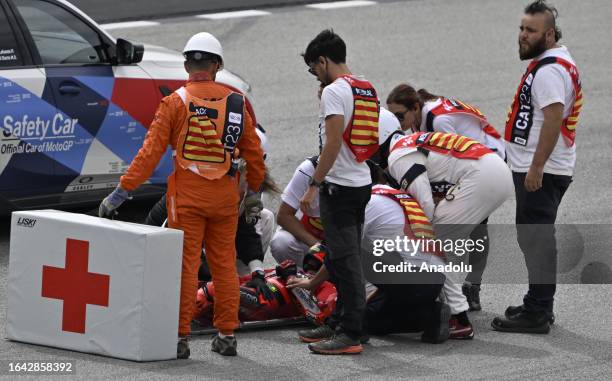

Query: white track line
[197,10,271,20]
[306,1,377,10]
[100,21,160,30]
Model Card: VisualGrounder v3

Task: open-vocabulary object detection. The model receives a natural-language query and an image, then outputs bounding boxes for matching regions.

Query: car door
[10,0,159,201]
[0,0,59,210]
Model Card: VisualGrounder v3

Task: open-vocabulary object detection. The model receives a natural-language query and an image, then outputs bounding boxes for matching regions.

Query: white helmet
[183,32,224,66]
[255,127,269,159]
[378,107,402,145]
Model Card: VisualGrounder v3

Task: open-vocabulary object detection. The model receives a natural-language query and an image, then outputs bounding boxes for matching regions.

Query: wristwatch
[309,178,322,188]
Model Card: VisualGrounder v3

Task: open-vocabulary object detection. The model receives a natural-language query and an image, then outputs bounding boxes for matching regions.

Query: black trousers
[319,181,371,340]
[513,172,572,313]
[366,278,444,335]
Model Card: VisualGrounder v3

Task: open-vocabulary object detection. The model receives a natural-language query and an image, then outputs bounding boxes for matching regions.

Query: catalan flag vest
[174,87,246,179]
[339,75,380,162]
[300,214,325,240]
[426,98,501,139]
[505,56,582,147]
[391,131,493,160]
[371,186,444,258]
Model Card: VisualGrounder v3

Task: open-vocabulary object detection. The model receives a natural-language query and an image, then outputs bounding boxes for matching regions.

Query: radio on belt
[6,210,183,361]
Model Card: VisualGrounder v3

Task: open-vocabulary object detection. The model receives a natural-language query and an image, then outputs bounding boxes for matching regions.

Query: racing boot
[462,282,482,311]
[449,312,474,340]
[177,336,190,359]
[298,324,334,343]
[211,334,238,356]
[505,304,555,324]
[491,309,550,334]
[308,332,363,355]
[421,302,451,344]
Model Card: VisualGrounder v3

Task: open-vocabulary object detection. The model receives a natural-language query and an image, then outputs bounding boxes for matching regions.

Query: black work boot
[491,310,551,334]
[298,324,335,343]
[505,304,555,324]
[421,302,451,344]
[462,282,482,311]
[308,332,363,355]
[177,336,190,359]
[211,334,238,356]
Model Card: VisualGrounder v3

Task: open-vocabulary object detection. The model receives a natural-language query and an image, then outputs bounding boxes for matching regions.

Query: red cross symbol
[41,239,110,334]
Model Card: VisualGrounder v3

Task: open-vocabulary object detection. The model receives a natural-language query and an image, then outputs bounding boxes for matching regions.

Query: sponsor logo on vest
[228,112,242,124]
[17,217,36,228]
[190,103,218,119]
[355,88,374,97]
[514,137,527,145]
[393,193,412,199]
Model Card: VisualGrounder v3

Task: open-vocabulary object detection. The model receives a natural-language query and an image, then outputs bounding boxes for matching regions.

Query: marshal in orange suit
[99,32,264,358]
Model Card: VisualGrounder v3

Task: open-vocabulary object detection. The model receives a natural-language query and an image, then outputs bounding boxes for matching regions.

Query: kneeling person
[289,183,450,347]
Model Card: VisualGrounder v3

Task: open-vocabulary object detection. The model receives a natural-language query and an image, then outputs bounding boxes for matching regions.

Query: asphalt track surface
[70,0,396,23]
[1,0,612,380]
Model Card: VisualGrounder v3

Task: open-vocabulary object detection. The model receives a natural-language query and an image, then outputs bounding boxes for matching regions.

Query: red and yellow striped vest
[300,214,324,241]
[505,56,582,147]
[175,88,245,179]
[340,75,380,162]
[391,131,492,160]
[372,186,444,258]
[426,97,501,139]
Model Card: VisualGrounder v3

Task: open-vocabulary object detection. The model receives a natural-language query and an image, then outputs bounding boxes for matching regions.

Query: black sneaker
[505,305,555,324]
[211,334,238,356]
[298,324,334,343]
[177,336,190,359]
[491,310,550,334]
[308,333,363,355]
[421,302,451,344]
[462,283,482,311]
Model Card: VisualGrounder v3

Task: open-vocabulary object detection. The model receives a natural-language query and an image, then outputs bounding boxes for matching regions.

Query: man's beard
[519,35,548,60]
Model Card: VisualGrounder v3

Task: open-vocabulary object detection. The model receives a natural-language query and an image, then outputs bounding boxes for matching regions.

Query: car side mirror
[115,38,144,65]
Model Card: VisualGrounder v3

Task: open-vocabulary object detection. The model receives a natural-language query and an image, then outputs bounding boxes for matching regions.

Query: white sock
[218,332,234,339]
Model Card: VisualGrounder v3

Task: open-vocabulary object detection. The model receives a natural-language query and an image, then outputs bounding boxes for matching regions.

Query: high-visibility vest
[505,56,582,147]
[300,214,324,241]
[391,131,493,160]
[174,87,246,179]
[339,75,380,162]
[426,97,501,139]
[371,185,444,258]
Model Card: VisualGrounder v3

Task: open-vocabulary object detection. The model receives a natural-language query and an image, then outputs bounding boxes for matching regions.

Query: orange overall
[120,74,265,336]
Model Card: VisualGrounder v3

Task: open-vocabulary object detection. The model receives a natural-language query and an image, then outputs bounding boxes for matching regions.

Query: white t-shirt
[362,185,444,267]
[506,46,577,176]
[420,99,506,160]
[319,76,372,187]
[281,158,320,217]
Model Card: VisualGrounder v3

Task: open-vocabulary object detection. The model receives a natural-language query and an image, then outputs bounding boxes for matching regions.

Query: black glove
[245,271,275,302]
[275,260,298,280]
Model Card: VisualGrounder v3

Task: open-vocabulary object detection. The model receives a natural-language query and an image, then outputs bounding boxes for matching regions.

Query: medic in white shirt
[270,107,403,268]
[382,131,514,339]
[386,84,506,311]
